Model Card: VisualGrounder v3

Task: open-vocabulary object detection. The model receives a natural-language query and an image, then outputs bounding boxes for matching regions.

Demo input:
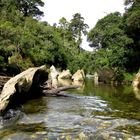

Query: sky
[41,0,125,51]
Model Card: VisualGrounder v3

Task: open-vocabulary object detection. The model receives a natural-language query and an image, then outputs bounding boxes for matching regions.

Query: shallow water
[0,79,140,140]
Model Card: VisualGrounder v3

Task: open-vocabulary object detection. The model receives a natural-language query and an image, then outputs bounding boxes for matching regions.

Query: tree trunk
[42,85,79,96]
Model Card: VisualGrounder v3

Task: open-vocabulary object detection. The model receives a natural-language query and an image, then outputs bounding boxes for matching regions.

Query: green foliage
[67,51,94,74]
[123,0,140,72]
[69,13,89,53]
[123,72,134,83]
[8,53,33,70]
[1,0,44,18]
[0,0,140,83]
[0,0,91,75]
[0,56,5,65]
[88,12,133,72]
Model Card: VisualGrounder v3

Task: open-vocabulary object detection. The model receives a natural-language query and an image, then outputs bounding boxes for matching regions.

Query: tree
[58,17,70,47]
[124,0,140,7]
[16,0,44,17]
[88,12,133,69]
[69,13,89,53]
[123,0,140,71]
[1,0,44,18]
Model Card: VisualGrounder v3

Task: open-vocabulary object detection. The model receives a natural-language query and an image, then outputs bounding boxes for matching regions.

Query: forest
[0,0,140,83]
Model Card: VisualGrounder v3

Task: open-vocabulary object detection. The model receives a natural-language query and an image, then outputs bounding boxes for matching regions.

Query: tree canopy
[1,0,140,82]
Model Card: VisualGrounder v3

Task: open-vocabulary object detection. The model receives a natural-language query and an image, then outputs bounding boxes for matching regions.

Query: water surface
[0,79,140,140]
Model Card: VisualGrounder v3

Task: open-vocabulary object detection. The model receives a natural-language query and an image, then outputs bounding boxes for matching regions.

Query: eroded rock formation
[0,65,48,114]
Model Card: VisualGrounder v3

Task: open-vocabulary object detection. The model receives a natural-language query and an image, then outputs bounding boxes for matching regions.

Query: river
[0,79,140,140]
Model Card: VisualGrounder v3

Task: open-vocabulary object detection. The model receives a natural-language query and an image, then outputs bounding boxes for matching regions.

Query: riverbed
[0,79,140,140]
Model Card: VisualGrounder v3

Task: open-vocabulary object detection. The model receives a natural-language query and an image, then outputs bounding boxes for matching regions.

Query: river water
[0,79,140,140]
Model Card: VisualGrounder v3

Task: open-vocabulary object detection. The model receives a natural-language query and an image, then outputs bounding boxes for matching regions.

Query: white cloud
[41,0,125,51]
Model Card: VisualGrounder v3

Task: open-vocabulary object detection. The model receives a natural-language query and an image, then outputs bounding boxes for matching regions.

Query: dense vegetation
[0,0,140,82]
[88,0,140,81]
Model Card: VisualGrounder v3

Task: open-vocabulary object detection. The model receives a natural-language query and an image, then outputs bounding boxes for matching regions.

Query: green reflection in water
[71,79,140,120]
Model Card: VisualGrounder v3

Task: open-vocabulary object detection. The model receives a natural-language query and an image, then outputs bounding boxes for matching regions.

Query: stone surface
[50,65,59,88]
[94,72,99,85]
[98,68,115,84]
[58,70,72,79]
[0,65,48,114]
[132,71,140,100]
[0,76,11,91]
[72,69,85,81]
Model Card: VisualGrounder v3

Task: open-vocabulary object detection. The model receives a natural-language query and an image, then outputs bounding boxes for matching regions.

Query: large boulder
[72,69,85,81]
[98,68,116,84]
[93,72,99,85]
[50,65,59,79]
[0,76,11,91]
[58,70,72,79]
[132,71,140,100]
[0,65,48,114]
[50,65,59,88]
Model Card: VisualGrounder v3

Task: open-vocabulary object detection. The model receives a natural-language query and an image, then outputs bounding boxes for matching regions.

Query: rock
[0,65,48,114]
[132,71,140,100]
[58,70,72,79]
[78,132,88,140]
[0,76,11,91]
[132,71,140,89]
[50,65,59,79]
[98,68,116,84]
[72,69,85,81]
[50,65,59,88]
[94,72,99,85]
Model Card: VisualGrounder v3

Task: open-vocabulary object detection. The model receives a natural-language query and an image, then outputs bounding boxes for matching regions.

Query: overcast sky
[41,0,125,51]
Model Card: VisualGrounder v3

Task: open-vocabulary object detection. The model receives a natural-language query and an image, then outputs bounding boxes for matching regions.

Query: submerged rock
[0,65,48,114]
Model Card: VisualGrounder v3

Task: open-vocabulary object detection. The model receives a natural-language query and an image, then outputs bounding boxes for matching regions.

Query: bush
[8,53,34,71]
[123,72,134,84]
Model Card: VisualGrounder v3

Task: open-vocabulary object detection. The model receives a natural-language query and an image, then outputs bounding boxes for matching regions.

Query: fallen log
[42,85,79,96]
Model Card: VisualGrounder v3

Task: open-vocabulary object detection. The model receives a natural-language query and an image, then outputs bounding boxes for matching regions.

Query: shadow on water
[0,78,140,139]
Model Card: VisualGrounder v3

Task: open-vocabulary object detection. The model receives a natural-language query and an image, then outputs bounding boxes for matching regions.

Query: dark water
[0,79,140,140]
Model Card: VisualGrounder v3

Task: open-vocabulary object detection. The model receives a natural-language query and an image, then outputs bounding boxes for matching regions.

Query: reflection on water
[58,78,85,89]
[58,79,72,86]
[0,79,140,139]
